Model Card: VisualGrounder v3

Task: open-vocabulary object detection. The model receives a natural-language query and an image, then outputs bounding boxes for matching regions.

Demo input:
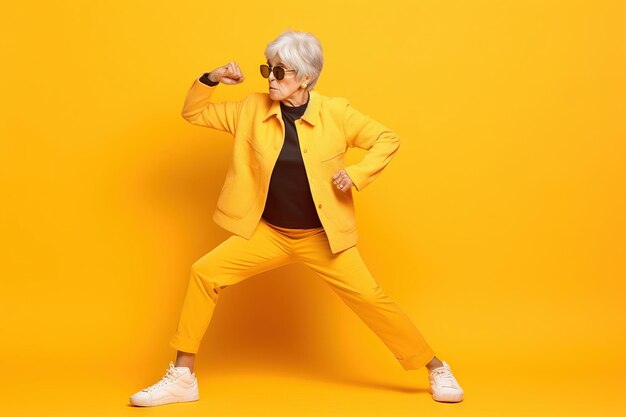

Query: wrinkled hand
[332,169,354,193]
[208,61,245,85]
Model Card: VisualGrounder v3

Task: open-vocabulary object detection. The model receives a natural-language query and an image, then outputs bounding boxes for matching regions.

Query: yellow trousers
[169,219,435,370]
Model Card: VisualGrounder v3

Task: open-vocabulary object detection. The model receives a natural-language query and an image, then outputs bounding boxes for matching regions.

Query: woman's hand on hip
[332,169,355,193]
[207,62,245,85]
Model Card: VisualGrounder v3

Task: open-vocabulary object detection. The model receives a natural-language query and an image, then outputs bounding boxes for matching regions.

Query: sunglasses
[259,64,296,80]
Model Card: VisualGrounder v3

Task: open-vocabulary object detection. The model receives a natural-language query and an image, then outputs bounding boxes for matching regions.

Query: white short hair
[264,30,324,91]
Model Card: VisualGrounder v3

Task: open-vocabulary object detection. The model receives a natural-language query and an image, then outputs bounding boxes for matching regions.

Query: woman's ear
[300,75,311,89]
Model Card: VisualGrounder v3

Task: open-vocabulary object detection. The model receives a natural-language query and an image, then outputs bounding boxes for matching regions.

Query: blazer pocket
[320,150,345,163]
[216,173,258,220]
[246,135,265,155]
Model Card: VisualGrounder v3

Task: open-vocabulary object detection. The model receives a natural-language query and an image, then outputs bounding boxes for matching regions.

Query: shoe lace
[144,362,178,392]
[431,367,459,389]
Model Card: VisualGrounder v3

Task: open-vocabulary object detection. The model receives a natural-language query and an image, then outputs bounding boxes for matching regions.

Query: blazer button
[318,203,322,209]
[303,148,308,153]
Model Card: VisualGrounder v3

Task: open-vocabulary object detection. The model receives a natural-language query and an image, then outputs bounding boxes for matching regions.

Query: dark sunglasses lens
[260,65,270,78]
[274,66,285,80]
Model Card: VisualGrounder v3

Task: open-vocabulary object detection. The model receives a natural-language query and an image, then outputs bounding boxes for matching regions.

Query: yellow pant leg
[169,220,296,353]
[293,231,436,371]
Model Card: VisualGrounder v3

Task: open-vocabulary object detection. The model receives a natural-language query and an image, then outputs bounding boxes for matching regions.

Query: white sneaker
[429,361,464,403]
[129,361,199,407]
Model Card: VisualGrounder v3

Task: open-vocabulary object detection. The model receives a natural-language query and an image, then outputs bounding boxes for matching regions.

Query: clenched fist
[332,169,355,193]
[207,61,245,85]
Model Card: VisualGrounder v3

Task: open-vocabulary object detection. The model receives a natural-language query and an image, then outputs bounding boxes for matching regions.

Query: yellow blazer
[181,75,400,254]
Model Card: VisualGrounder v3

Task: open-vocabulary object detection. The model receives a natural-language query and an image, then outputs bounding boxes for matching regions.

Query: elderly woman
[130,30,464,406]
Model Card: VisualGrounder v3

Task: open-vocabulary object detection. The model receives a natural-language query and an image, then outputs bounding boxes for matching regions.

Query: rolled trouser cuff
[169,333,201,354]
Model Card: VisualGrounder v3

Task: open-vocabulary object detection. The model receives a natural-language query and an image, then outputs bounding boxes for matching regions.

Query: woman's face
[266,55,309,105]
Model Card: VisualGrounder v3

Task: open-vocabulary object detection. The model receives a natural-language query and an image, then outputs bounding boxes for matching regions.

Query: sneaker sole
[130,393,199,407]
[430,387,464,403]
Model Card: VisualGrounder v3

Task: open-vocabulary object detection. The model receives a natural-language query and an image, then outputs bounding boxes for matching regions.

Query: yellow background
[1,1,624,416]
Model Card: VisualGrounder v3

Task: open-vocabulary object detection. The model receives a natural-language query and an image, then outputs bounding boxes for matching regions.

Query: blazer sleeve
[341,102,400,191]
[181,74,244,136]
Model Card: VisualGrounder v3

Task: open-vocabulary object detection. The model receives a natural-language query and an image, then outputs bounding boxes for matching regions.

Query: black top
[261,95,323,228]
[198,74,322,229]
